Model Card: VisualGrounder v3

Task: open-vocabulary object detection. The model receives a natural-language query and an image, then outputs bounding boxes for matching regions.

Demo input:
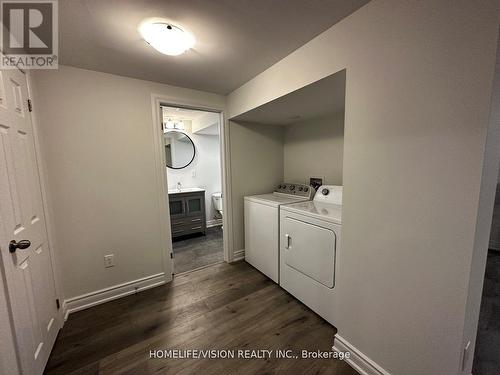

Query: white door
[282,216,336,288]
[0,68,59,375]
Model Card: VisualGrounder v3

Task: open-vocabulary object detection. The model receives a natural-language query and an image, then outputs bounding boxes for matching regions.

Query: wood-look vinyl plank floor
[44,261,358,375]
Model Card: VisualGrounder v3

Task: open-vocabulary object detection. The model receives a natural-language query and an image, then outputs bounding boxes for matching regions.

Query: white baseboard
[62,300,69,322]
[333,334,391,375]
[233,249,245,262]
[63,273,166,320]
[207,219,222,227]
[489,240,500,251]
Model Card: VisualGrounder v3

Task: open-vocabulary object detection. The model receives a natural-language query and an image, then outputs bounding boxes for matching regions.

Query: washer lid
[281,200,342,224]
[244,193,310,207]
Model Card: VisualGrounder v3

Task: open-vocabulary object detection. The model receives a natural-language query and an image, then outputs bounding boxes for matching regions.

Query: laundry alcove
[227,69,347,254]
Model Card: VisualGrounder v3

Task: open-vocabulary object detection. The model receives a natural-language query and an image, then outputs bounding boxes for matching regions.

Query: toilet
[212,192,223,217]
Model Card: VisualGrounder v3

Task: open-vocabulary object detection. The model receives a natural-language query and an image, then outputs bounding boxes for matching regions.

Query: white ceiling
[194,123,219,135]
[161,106,207,121]
[231,69,346,125]
[59,0,369,94]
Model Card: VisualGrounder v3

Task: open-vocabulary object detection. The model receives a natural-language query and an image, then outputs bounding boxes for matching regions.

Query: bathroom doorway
[161,105,225,274]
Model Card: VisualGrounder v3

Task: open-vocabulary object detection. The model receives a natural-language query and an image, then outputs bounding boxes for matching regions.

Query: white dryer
[279,185,342,324]
[244,183,315,283]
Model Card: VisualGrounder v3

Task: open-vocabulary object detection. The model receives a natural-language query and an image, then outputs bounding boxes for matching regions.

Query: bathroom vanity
[168,188,206,238]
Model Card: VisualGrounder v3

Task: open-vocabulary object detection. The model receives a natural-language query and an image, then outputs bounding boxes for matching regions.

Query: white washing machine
[244,183,315,283]
[279,185,342,324]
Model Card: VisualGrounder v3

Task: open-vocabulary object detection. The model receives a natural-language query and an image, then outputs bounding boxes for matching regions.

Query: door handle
[285,234,291,249]
[9,240,31,253]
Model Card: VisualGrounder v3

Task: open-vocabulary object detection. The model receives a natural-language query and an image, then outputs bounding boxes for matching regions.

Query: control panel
[313,185,343,205]
[275,183,315,198]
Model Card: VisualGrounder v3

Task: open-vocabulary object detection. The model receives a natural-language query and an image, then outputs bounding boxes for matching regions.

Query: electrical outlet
[104,254,115,268]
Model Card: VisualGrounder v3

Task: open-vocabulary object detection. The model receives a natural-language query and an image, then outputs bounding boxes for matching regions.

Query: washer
[244,183,315,283]
[279,185,342,324]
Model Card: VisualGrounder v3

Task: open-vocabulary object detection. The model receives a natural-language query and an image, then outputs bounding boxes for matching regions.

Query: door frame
[150,94,235,281]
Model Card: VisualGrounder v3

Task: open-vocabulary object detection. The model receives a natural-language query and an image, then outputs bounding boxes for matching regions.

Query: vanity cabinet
[168,190,206,238]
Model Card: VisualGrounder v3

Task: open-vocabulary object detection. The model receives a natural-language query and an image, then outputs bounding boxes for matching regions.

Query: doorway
[161,105,226,274]
[473,185,500,375]
[472,31,500,375]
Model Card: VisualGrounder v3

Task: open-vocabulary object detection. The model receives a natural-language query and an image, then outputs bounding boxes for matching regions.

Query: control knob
[321,188,329,196]
[289,185,295,190]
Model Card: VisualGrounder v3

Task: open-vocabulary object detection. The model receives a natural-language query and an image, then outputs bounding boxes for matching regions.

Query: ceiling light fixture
[165,118,175,129]
[163,118,186,132]
[139,20,194,56]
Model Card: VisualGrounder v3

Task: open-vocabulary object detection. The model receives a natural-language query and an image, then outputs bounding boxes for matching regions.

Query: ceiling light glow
[139,21,194,56]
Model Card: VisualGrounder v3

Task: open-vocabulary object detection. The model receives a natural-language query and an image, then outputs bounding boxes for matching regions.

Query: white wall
[192,112,219,134]
[230,116,345,252]
[227,1,500,374]
[167,125,222,222]
[31,66,225,300]
[284,112,344,185]
[229,121,284,251]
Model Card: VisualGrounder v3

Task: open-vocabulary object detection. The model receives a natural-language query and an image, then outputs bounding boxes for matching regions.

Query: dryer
[244,183,315,283]
[279,185,342,324]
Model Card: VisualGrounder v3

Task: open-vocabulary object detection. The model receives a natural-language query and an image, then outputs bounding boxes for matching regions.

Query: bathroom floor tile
[173,226,224,274]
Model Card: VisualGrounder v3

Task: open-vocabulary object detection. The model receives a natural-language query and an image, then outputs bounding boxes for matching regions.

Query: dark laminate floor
[44,261,358,375]
[173,226,223,274]
[473,250,500,375]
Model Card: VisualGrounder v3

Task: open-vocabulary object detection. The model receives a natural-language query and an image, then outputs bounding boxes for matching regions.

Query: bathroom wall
[192,112,219,133]
[166,122,222,224]
[227,1,500,374]
[284,112,344,186]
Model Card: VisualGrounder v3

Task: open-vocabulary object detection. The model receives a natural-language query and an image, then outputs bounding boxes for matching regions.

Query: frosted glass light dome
[139,21,194,56]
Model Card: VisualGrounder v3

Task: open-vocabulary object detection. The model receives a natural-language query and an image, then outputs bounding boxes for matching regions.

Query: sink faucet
[177,182,182,191]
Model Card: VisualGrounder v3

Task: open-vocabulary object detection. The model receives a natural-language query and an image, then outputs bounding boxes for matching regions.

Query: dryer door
[282,216,336,288]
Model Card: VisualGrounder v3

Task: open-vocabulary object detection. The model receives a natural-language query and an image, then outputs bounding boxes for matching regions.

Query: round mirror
[164,130,196,169]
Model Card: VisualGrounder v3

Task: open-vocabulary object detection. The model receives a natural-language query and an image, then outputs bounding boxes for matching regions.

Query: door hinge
[27,99,33,112]
[170,252,174,259]
[56,299,60,310]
